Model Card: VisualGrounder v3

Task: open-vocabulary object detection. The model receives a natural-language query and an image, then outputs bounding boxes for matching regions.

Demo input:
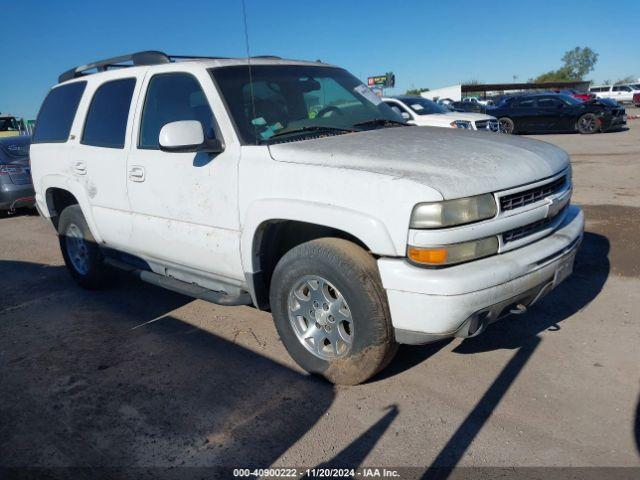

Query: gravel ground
[1,113,639,478]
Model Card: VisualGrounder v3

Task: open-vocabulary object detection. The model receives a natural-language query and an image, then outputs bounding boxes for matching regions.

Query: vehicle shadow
[454,231,609,354]
[415,231,610,478]
[0,260,338,472]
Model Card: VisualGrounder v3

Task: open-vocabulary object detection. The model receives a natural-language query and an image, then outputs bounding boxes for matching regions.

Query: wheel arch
[241,199,398,310]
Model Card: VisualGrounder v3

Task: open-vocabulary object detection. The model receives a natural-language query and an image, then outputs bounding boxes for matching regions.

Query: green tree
[405,87,429,96]
[532,47,598,83]
[614,75,637,85]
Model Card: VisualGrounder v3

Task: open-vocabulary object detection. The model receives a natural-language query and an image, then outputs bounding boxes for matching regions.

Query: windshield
[0,117,20,132]
[211,65,402,144]
[399,97,449,115]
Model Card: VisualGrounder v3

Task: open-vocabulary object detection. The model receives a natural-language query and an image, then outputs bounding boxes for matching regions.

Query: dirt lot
[1,113,639,477]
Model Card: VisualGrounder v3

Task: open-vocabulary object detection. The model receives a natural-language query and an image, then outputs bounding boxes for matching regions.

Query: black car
[488,93,627,134]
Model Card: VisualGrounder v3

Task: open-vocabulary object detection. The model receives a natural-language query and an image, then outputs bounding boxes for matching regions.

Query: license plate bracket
[554,251,576,287]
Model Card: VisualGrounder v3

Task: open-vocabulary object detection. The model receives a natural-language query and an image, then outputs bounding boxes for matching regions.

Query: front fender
[240,198,398,273]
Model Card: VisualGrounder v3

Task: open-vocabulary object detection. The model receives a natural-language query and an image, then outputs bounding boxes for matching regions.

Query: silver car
[0,135,35,214]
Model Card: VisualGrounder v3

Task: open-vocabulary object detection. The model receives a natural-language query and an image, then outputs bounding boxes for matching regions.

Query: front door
[125,70,244,286]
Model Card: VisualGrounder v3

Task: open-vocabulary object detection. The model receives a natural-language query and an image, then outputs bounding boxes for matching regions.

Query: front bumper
[0,182,35,211]
[378,205,584,344]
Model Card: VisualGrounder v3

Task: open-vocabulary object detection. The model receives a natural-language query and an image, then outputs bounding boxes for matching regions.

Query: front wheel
[270,238,398,385]
[577,113,600,134]
[499,117,515,134]
[58,205,114,289]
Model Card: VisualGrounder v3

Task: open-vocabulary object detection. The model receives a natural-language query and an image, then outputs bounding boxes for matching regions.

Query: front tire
[270,238,397,385]
[577,113,600,134]
[499,117,515,134]
[58,205,114,289]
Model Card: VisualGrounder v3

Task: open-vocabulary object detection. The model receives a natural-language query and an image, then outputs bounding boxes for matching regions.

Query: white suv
[589,84,640,104]
[31,51,584,384]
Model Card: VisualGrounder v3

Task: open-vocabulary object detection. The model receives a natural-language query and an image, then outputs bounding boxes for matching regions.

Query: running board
[104,258,252,307]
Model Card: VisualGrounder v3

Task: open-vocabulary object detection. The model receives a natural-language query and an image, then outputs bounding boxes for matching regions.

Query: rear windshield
[33,81,86,143]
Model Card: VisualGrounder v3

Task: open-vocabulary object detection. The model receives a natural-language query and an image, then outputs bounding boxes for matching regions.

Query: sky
[2,0,639,119]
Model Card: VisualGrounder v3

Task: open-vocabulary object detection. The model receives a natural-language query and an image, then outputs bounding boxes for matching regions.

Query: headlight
[450,120,472,129]
[407,236,499,266]
[410,194,497,229]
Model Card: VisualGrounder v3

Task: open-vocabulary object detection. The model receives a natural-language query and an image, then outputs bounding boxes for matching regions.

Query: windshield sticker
[251,117,267,126]
[354,84,382,105]
[411,103,424,111]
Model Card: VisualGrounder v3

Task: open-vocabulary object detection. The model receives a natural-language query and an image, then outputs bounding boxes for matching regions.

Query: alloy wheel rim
[580,115,597,133]
[499,119,512,133]
[65,223,90,275]
[287,275,354,360]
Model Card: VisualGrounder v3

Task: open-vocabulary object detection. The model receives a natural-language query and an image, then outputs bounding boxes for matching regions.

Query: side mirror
[159,120,224,153]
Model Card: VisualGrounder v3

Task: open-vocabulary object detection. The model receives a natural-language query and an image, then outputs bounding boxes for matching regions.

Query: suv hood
[268,126,569,199]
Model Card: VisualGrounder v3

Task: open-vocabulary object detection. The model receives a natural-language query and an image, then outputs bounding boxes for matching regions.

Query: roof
[58,50,334,84]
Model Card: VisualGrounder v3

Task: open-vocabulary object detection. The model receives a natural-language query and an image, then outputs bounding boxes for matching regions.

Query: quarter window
[139,73,215,149]
[82,78,136,148]
[33,81,86,143]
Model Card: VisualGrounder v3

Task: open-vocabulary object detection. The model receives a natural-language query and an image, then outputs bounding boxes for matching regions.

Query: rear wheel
[577,113,600,134]
[270,238,398,385]
[58,205,114,289]
[499,117,515,134]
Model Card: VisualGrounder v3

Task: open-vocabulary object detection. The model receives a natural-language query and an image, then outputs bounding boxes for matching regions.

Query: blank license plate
[554,251,576,286]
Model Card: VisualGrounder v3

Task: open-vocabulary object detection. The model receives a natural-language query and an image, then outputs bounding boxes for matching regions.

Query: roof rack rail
[58,51,231,83]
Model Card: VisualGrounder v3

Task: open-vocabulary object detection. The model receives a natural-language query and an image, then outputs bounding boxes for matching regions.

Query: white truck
[589,84,640,104]
[31,51,584,384]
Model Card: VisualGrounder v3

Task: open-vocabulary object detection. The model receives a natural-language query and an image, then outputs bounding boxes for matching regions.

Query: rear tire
[58,205,114,289]
[577,113,600,134]
[499,117,515,134]
[269,238,398,385]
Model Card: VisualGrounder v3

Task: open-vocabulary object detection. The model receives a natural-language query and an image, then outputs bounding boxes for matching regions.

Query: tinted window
[82,78,136,148]
[515,98,535,108]
[139,73,215,149]
[33,81,86,143]
[397,97,449,115]
[537,97,562,108]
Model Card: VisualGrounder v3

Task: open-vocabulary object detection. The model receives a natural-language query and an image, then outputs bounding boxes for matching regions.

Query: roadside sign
[367,72,395,88]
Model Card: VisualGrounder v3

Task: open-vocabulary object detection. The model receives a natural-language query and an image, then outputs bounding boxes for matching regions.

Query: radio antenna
[241,0,258,143]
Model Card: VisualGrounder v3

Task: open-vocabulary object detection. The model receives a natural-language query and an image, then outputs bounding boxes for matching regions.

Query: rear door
[125,68,243,286]
[67,74,142,249]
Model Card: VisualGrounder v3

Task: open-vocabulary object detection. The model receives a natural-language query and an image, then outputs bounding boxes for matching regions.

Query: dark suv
[0,135,34,214]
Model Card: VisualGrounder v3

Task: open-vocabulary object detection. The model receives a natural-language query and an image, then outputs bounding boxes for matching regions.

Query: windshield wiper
[353,118,408,128]
[265,125,356,142]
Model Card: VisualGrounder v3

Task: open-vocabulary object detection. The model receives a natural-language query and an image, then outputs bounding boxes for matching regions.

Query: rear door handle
[128,166,145,182]
[73,161,87,175]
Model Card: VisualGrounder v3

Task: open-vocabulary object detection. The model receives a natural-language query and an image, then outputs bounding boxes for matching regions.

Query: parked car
[0,135,34,215]
[449,100,486,113]
[553,89,595,102]
[463,96,494,106]
[589,84,640,104]
[0,114,26,138]
[490,93,627,134]
[31,51,584,384]
[634,92,640,108]
[383,96,499,131]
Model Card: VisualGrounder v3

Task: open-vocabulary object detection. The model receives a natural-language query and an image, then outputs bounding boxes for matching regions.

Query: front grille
[500,176,566,211]
[474,119,500,132]
[502,207,566,243]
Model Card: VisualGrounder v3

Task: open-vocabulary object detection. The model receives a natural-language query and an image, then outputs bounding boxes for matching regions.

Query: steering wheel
[315,105,344,118]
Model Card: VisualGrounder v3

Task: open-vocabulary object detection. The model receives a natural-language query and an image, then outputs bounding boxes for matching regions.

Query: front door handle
[128,166,145,182]
[73,160,87,175]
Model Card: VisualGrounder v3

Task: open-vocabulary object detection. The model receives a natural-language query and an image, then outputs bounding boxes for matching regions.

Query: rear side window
[82,78,136,148]
[139,73,215,149]
[33,81,86,143]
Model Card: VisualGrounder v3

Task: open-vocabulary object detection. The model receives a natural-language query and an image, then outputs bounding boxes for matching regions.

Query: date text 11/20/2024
[233,467,401,477]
